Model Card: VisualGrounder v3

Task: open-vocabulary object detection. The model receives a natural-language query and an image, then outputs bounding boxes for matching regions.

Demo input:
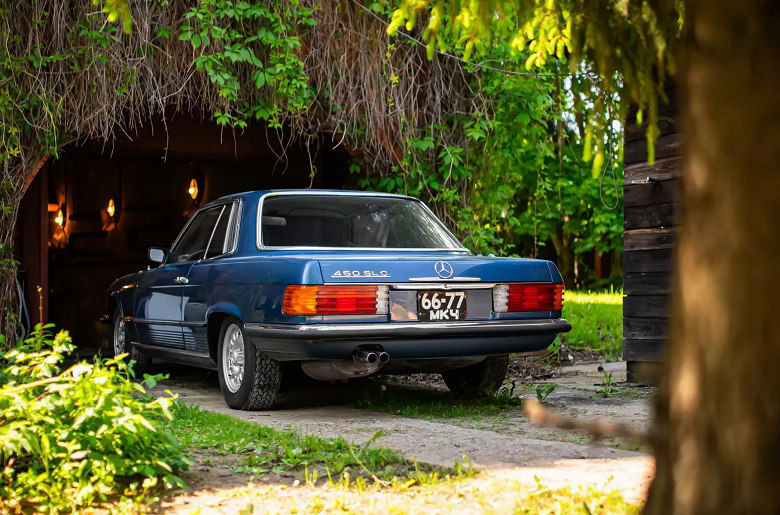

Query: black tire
[111,306,151,375]
[441,355,509,396]
[217,317,281,410]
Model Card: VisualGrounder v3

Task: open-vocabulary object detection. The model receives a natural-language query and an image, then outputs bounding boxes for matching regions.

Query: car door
[133,206,226,349]
[181,201,239,354]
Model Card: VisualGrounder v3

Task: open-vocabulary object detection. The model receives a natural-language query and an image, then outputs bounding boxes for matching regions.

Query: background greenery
[351,2,624,290]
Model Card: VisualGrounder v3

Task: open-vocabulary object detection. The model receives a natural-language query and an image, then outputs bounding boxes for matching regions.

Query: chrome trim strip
[131,342,211,359]
[392,282,495,290]
[408,277,481,282]
[132,318,206,328]
[255,191,469,252]
[181,321,207,328]
[262,246,469,252]
[243,318,571,339]
[132,318,179,326]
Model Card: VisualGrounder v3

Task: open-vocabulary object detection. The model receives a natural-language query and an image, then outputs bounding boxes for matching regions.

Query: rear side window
[206,205,232,258]
[169,203,236,263]
[259,195,463,249]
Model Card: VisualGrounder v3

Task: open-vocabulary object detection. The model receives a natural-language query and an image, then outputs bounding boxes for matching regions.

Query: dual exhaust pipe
[353,349,389,364]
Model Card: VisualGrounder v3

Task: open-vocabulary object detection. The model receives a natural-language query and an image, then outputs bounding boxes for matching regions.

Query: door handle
[174,277,189,284]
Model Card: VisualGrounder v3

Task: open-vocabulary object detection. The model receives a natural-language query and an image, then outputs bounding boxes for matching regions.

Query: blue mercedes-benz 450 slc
[105,190,572,410]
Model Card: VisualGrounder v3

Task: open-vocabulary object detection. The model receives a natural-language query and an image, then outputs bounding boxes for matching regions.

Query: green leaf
[517,112,531,125]
[143,375,157,389]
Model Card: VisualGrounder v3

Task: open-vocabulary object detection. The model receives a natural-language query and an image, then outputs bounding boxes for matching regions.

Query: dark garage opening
[16,115,354,350]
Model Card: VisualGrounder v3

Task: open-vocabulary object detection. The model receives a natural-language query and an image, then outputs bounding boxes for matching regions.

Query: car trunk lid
[317,256,554,284]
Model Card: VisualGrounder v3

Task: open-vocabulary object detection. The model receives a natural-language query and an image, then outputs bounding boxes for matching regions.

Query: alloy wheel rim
[222,324,245,393]
[113,317,126,356]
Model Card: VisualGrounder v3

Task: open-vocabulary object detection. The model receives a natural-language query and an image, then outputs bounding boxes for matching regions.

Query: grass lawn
[560,289,623,360]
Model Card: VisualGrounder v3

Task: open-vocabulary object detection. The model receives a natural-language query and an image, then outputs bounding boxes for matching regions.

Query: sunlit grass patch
[565,290,624,305]
[513,481,641,514]
[559,289,623,360]
[182,471,643,515]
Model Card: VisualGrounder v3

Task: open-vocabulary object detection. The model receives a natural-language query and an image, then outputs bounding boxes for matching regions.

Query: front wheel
[441,355,509,396]
[111,306,151,375]
[217,317,281,410]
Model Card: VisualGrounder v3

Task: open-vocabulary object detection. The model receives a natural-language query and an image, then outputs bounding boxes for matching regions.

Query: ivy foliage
[179,0,315,128]
[386,0,682,169]
[0,325,188,513]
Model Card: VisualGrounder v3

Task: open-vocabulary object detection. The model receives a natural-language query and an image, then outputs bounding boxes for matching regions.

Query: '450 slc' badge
[331,270,390,278]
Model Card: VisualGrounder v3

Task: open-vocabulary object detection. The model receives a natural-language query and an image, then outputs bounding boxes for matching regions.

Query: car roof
[203,189,417,208]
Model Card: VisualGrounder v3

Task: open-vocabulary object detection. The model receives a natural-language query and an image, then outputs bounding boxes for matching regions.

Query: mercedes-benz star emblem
[434,261,454,279]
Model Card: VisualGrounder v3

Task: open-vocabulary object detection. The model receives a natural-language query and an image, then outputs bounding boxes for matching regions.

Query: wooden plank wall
[623,82,682,383]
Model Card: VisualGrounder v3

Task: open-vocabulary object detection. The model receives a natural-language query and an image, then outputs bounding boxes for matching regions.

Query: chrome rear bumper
[244,318,571,340]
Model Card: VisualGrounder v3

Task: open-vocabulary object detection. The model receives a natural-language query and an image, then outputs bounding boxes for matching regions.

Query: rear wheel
[441,355,509,396]
[217,317,281,410]
[111,306,151,375]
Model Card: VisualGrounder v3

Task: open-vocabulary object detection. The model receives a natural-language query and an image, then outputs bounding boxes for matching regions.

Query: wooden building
[16,115,353,349]
[622,83,682,383]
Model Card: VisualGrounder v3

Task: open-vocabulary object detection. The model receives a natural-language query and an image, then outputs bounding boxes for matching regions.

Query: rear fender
[205,303,244,362]
[110,289,141,343]
[206,302,243,321]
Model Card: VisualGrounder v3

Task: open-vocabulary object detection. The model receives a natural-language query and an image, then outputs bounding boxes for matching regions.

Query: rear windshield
[259,195,464,249]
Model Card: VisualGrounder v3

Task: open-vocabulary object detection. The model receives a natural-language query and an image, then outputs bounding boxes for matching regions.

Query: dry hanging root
[524,399,649,445]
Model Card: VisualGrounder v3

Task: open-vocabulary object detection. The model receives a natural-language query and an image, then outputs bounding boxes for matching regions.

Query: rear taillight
[283,285,389,316]
[492,283,564,312]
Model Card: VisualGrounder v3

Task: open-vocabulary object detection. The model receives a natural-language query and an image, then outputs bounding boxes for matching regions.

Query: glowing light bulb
[107,199,115,217]
[188,178,198,200]
[55,209,64,227]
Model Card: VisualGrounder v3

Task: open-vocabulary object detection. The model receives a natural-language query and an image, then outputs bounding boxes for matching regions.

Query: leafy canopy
[386,0,682,166]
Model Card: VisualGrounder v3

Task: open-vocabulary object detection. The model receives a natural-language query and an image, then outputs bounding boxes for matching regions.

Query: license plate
[417,291,468,321]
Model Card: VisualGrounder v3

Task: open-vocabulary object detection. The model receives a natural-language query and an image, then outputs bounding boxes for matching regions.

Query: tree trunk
[645,1,780,513]
[550,232,575,288]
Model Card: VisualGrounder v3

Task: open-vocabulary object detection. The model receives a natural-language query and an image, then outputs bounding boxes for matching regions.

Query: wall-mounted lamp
[107,199,116,218]
[188,178,198,200]
[50,202,67,248]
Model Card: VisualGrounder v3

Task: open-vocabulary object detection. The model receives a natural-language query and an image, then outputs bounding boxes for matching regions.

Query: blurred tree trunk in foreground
[646,1,780,513]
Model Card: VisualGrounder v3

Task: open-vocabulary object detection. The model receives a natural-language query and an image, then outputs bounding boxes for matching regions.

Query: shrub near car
[105,190,572,410]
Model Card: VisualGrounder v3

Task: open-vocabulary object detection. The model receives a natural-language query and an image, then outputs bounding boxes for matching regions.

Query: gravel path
[153,360,655,504]
[166,381,640,468]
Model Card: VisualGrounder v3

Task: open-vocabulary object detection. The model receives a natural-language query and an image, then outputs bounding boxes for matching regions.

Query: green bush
[0,324,189,514]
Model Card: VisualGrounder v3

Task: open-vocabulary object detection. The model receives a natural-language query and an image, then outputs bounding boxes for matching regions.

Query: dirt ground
[149,359,655,513]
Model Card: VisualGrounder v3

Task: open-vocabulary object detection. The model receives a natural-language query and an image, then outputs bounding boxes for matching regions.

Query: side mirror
[148,247,168,266]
